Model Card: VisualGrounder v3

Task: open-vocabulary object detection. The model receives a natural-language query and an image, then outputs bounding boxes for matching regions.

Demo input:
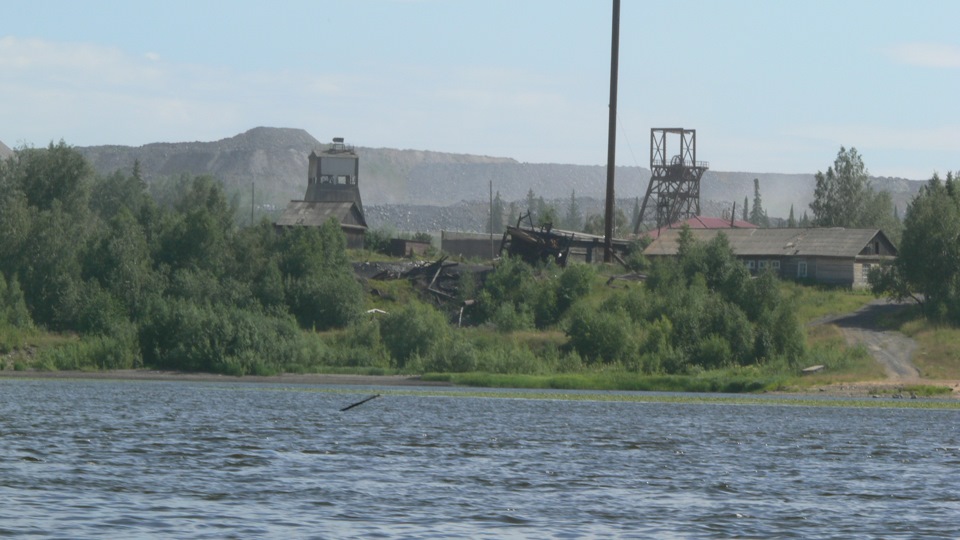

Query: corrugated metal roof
[644,228,894,258]
[275,200,367,229]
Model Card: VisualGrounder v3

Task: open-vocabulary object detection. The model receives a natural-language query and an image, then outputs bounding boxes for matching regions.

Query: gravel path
[812,299,920,380]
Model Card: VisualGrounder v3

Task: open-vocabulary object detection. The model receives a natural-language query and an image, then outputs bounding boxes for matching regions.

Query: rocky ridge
[67,127,926,232]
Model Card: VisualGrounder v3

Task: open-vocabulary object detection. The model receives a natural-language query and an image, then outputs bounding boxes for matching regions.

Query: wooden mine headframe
[633,128,709,234]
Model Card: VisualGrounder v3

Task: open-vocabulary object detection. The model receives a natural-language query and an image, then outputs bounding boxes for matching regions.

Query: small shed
[388,238,432,258]
[441,231,500,261]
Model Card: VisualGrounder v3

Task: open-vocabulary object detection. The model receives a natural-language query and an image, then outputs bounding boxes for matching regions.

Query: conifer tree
[489,191,505,234]
[749,178,769,227]
[563,190,582,231]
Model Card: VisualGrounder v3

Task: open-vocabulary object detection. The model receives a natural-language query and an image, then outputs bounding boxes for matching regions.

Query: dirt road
[825,299,920,379]
[802,300,960,397]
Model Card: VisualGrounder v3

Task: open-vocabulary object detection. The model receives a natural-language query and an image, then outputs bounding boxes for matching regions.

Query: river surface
[1,380,958,538]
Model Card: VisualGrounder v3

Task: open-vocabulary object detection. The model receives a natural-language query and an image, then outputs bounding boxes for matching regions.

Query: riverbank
[2,369,957,399]
[0,369,453,387]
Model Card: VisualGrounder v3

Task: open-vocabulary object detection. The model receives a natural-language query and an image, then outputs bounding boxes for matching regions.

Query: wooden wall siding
[389,239,431,258]
[345,231,365,250]
[441,233,497,261]
[812,257,854,286]
[858,235,897,257]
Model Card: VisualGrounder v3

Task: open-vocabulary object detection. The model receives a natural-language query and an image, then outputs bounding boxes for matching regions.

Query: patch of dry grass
[785,282,876,324]
[900,319,960,379]
[794,324,887,387]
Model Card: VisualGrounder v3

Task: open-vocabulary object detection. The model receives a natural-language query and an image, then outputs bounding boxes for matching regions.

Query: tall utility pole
[489,180,495,260]
[604,0,620,263]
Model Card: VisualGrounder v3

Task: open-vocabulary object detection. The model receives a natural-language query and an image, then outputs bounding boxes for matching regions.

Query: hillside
[0,140,13,159]
[73,127,926,229]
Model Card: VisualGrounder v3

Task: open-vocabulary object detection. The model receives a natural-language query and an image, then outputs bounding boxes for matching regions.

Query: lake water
[1,380,958,538]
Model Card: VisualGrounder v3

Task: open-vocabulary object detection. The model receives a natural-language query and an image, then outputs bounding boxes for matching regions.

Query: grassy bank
[423,369,785,393]
[4,276,958,396]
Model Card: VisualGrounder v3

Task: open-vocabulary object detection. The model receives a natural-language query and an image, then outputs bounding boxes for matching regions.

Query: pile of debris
[353,258,492,303]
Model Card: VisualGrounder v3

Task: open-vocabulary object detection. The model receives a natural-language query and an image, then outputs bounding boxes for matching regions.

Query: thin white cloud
[0,36,359,146]
[788,124,960,153]
[887,42,960,68]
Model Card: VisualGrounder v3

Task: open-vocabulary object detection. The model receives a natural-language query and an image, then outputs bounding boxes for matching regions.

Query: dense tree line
[0,142,363,374]
[871,172,960,324]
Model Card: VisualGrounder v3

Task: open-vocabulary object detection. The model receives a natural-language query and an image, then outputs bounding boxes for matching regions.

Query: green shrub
[472,340,542,374]
[41,331,138,371]
[138,298,303,375]
[379,300,450,368]
[423,335,478,373]
[492,302,534,333]
[321,319,391,369]
[0,273,33,329]
[566,305,635,364]
[691,334,733,369]
[363,227,394,255]
[476,255,537,322]
[286,271,363,330]
[556,263,594,312]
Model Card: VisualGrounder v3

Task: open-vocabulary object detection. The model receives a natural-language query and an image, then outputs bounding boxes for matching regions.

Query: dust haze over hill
[69,127,924,232]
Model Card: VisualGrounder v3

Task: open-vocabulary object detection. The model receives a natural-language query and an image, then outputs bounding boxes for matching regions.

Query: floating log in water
[339,394,381,412]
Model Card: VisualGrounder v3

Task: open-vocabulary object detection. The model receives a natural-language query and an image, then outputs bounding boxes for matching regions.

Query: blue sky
[2,0,958,179]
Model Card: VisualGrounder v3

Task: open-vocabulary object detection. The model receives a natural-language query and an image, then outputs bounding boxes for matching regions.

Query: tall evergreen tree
[749,178,769,227]
[489,191,505,234]
[742,197,749,222]
[563,190,582,231]
[787,205,797,228]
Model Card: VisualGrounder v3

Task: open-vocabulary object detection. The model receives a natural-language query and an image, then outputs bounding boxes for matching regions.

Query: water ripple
[1,380,958,538]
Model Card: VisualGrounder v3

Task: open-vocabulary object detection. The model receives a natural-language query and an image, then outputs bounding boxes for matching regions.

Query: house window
[771,260,781,270]
[746,260,756,270]
[758,260,769,270]
[798,261,808,278]
[862,263,872,279]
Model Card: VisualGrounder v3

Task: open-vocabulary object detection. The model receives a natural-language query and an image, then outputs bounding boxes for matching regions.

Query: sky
[2,0,958,179]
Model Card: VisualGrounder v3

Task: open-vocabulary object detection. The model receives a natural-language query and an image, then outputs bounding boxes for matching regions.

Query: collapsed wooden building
[499,225,632,266]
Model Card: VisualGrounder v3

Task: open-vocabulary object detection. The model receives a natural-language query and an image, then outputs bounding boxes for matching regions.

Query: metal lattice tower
[634,128,709,234]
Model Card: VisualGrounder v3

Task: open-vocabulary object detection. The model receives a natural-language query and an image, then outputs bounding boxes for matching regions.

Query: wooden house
[643,227,898,288]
